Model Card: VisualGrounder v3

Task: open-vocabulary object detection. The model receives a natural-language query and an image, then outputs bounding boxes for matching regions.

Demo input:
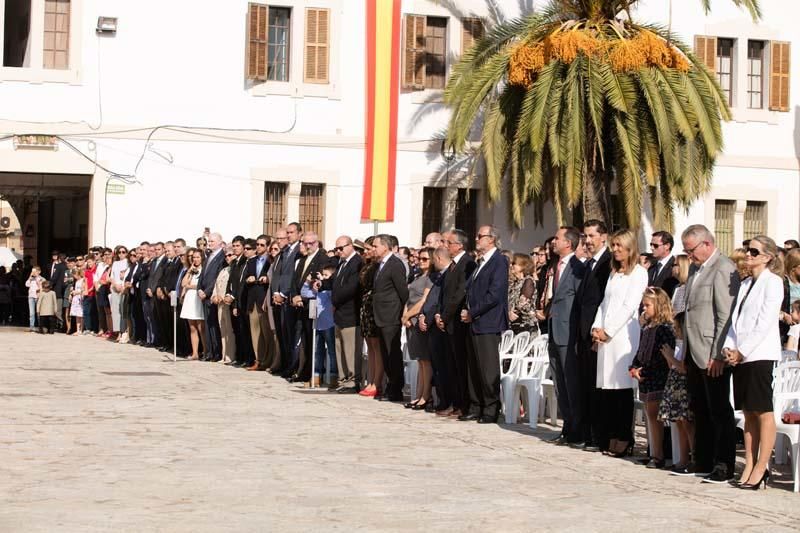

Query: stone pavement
[2,328,800,532]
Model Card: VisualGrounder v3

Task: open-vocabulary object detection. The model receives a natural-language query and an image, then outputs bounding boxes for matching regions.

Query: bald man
[198,232,226,361]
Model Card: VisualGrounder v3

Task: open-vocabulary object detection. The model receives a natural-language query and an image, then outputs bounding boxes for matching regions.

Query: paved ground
[2,327,800,532]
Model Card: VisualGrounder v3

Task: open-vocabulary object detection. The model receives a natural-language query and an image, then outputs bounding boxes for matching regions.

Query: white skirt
[180,289,204,320]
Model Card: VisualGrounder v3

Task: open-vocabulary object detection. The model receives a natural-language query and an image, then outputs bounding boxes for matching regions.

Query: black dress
[359,262,379,339]
[630,323,674,402]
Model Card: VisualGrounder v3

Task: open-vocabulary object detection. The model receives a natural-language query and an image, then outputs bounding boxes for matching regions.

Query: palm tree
[444,0,761,229]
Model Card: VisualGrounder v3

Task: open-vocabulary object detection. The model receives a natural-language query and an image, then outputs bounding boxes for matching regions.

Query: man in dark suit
[547,226,585,445]
[243,234,275,371]
[371,234,409,401]
[266,229,288,372]
[289,232,327,382]
[147,242,168,348]
[224,236,248,366]
[575,220,612,450]
[272,223,302,377]
[460,226,509,423]
[197,232,226,361]
[436,229,476,417]
[128,245,147,344]
[158,241,183,353]
[331,235,363,393]
[648,230,679,297]
[47,251,67,329]
[231,239,257,368]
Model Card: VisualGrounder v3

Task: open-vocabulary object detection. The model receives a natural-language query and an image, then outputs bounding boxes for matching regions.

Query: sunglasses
[225,253,235,257]
[333,246,346,252]
[256,242,267,247]
[119,251,128,255]
[746,247,766,258]
[419,257,430,262]
[244,247,254,251]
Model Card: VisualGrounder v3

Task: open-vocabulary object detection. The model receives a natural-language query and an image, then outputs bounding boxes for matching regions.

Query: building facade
[0,0,796,264]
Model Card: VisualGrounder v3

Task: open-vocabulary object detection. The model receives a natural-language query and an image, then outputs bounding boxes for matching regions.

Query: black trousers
[131,294,146,342]
[548,339,582,440]
[271,303,285,370]
[39,315,55,333]
[576,338,601,445]
[378,324,404,398]
[467,332,502,419]
[297,315,314,381]
[446,322,471,413]
[428,329,450,409]
[598,388,633,446]
[281,305,298,373]
[175,306,190,356]
[155,298,173,348]
[687,355,736,474]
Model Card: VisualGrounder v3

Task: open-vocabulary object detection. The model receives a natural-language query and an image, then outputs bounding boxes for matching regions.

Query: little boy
[301,261,338,388]
[784,300,800,354]
[36,281,59,334]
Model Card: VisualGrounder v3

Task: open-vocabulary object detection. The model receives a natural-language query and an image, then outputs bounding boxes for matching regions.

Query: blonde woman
[723,236,784,489]
[212,246,237,364]
[591,229,648,457]
[669,254,691,315]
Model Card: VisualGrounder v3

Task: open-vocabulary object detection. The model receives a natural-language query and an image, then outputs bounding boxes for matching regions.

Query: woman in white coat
[723,235,783,490]
[591,229,649,457]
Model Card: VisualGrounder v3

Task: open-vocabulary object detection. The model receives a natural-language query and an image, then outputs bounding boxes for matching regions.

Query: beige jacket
[36,291,59,316]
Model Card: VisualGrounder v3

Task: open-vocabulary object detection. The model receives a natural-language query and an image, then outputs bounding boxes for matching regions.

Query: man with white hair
[198,232,226,361]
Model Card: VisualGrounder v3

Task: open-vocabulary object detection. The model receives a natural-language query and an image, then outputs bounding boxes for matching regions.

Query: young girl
[659,314,696,475]
[25,266,45,332]
[629,287,675,469]
[70,269,85,336]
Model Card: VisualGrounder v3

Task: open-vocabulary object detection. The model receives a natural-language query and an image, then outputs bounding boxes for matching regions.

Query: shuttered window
[299,184,325,241]
[304,8,329,84]
[246,3,268,81]
[403,15,426,89]
[714,200,735,256]
[264,182,287,237]
[403,15,448,90]
[694,35,717,72]
[744,201,767,241]
[461,17,483,55]
[421,187,444,243]
[43,0,70,70]
[770,41,791,112]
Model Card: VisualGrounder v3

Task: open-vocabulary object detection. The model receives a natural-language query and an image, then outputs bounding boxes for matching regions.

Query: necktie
[588,258,596,271]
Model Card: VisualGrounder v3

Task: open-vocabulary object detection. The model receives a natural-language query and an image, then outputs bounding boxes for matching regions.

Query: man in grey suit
[547,226,585,445]
[680,224,740,483]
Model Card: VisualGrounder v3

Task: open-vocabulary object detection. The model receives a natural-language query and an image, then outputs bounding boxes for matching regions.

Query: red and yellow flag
[362,0,401,222]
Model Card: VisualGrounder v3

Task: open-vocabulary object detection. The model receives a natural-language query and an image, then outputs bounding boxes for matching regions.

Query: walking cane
[170,291,177,363]
[309,298,317,388]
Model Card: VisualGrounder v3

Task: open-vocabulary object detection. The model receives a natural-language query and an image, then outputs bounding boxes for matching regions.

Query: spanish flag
[362,0,401,222]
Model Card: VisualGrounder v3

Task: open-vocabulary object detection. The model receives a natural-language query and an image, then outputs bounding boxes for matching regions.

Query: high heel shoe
[739,469,770,490]
[611,440,633,458]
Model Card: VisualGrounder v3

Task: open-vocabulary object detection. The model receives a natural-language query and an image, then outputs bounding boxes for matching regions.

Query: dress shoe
[337,386,359,394]
[478,415,497,424]
[583,443,601,452]
[435,407,454,417]
[549,434,569,446]
[158,346,169,353]
[424,403,436,413]
[404,401,418,409]
[411,402,428,411]
[379,394,403,402]
[245,364,260,371]
[458,413,479,422]
[568,441,586,449]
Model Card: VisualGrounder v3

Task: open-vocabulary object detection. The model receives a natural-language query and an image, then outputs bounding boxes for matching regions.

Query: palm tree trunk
[582,158,610,225]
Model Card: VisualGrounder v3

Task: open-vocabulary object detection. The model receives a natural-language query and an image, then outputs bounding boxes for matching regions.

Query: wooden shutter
[246,3,268,81]
[461,17,484,55]
[304,8,330,83]
[403,15,426,90]
[694,35,717,72]
[770,41,791,112]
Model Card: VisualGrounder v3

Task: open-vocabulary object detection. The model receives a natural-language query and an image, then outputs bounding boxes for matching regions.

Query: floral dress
[508,275,538,335]
[359,262,379,339]
[658,340,693,422]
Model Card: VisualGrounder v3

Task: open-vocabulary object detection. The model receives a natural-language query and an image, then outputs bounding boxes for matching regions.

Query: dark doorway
[0,173,91,267]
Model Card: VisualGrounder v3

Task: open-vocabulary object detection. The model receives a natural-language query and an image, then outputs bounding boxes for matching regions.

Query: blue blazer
[465,250,509,335]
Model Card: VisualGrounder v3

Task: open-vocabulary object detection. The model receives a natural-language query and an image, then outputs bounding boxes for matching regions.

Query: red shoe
[358,388,377,397]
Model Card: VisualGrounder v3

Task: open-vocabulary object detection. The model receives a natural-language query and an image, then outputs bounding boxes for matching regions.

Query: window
[267,7,290,82]
[303,8,329,83]
[3,0,32,67]
[747,40,764,109]
[299,184,325,241]
[744,201,767,241]
[421,187,444,242]
[403,15,448,90]
[461,17,483,55]
[714,200,735,256]
[43,0,70,70]
[454,189,478,250]
[716,38,734,106]
[770,41,791,112]
[263,182,287,237]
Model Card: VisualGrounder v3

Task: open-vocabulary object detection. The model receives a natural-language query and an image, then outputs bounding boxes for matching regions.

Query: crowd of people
[5,220,799,490]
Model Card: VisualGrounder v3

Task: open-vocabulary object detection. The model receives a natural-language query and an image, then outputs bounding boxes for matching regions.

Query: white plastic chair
[505,336,550,428]
[774,389,800,492]
[772,362,800,468]
[498,330,515,356]
[536,335,559,425]
[499,332,532,417]
[401,327,417,400]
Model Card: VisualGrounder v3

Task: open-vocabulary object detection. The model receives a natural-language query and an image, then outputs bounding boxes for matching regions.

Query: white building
[0,0,796,264]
